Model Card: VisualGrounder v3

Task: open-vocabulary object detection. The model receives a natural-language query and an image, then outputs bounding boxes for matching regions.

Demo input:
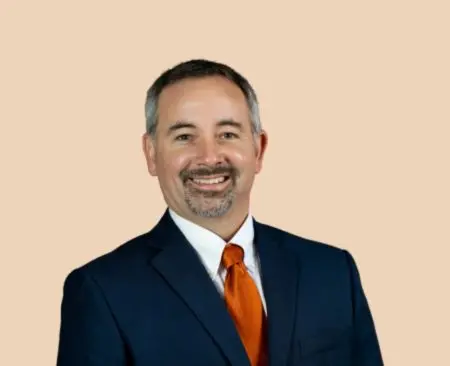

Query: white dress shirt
[168,208,267,313]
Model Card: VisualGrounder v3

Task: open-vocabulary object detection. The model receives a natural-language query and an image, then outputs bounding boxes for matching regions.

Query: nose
[195,138,224,166]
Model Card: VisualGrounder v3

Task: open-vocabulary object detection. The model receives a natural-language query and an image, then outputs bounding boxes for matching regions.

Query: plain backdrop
[1,1,449,365]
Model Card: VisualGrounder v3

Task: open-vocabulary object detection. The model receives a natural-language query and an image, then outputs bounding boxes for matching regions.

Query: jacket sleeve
[344,250,384,366]
[56,268,126,366]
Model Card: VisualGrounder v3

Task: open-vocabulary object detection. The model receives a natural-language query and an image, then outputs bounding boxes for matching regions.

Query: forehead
[157,76,249,124]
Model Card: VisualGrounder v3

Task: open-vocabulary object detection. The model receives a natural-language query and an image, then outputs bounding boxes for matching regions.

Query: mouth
[186,175,231,191]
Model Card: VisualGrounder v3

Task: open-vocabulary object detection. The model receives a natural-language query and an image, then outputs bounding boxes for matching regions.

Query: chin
[189,201,234,218]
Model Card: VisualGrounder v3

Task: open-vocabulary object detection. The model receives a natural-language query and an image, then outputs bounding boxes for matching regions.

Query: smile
[187,175,231,191]
[191,176,228,185]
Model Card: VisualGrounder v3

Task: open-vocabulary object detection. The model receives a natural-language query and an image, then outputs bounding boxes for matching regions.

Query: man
[56,59,383,365]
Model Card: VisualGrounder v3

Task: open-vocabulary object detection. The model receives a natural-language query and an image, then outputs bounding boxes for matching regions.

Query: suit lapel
[146,210,250,366]
[254,220,300,366]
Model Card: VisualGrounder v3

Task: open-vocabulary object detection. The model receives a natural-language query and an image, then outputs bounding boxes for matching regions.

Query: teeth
[192,177,226,185]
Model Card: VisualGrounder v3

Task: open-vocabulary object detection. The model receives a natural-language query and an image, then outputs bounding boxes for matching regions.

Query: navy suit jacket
[56,209,383,366]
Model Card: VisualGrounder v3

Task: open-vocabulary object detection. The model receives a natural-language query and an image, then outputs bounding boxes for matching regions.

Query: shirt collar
[168,208,255,277]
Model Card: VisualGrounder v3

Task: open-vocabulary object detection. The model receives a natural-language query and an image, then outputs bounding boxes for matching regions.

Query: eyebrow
[167,121,196,135]
[167,119,244,135]
[217,119,244,130]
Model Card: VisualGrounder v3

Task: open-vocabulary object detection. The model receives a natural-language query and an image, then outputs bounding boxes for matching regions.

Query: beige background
[1,1,449,365]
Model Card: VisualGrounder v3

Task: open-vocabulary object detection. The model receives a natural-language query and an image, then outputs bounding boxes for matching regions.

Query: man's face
[142,76,268,220]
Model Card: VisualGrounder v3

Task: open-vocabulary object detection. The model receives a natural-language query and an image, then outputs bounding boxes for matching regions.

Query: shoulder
[255,220,356,272]
[255,221,367,296]
[61,230,153,289]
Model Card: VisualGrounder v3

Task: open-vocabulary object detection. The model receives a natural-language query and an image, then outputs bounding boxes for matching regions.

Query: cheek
[228,148,257,171]
[157,150,193,179]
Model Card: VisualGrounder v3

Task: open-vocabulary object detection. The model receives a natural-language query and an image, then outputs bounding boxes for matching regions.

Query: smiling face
[142,76,268,223]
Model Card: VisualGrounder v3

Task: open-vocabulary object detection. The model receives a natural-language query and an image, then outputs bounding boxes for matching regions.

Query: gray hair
[144,59,262,137]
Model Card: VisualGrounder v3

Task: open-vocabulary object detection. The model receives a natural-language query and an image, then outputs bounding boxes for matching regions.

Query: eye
[221,132,239,139]
[175,134,192,141]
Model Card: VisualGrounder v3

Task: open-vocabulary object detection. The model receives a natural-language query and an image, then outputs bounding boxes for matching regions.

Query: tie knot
[222,244,244,269]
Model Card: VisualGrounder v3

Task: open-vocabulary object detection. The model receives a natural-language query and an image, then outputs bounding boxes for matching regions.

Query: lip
[191,174,229,179]
[186,176,231,192]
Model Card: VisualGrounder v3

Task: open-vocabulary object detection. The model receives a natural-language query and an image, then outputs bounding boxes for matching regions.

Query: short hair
[144,59,262,137]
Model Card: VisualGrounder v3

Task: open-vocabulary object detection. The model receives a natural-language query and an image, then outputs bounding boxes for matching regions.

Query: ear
[142,132,158,176]
[254,129,268,174]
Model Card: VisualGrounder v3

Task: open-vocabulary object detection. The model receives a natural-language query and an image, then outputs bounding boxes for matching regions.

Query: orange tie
[222,244,268,366]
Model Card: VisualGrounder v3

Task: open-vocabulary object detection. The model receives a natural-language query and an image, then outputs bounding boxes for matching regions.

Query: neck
[202,210,249,241]
[173,204,250,241]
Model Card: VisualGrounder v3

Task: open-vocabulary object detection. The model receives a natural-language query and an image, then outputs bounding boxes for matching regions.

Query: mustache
[180,165,238,182]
